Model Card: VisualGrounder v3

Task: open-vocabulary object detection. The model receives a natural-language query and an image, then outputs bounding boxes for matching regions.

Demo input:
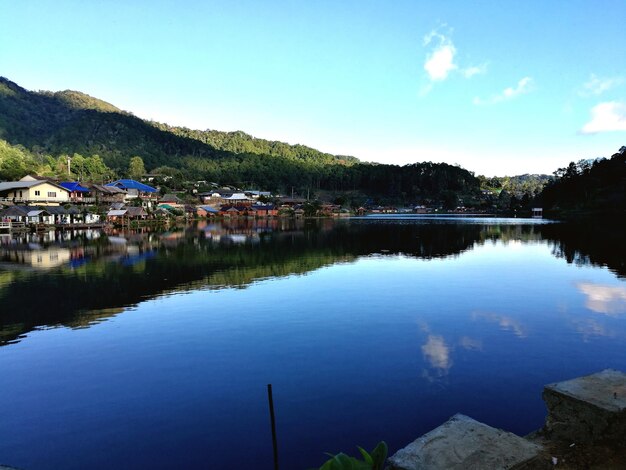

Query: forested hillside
[540,147,626,216]
[0,77,480,203]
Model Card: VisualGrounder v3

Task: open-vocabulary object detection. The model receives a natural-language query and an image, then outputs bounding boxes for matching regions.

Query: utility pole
[67,156,72,178]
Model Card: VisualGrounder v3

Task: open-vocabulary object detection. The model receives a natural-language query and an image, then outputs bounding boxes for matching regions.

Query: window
[35,190,41,196]
[48,191,56,198]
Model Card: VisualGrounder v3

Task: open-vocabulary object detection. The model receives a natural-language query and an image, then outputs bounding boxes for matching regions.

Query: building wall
[22,183,70,204]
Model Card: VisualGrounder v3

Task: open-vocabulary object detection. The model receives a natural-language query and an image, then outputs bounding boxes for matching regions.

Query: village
[0,174,363,232]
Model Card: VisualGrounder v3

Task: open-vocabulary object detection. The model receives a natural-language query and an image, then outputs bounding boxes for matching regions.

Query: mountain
[0,77,480,203]
[0,77,356,171]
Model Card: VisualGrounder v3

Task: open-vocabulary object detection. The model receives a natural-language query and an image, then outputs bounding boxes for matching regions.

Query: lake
[1,217,625,469]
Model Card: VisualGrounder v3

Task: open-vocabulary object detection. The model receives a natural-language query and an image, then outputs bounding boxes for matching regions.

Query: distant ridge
[0,76,480,203]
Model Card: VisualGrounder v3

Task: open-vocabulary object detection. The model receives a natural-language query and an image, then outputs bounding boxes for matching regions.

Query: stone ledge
[543,369,626,443]
[387,414,547,470]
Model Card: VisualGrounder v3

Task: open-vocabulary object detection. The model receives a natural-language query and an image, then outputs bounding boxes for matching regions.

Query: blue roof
[198,205,220,213]
[60,182,90,192]
[106,179,158,193]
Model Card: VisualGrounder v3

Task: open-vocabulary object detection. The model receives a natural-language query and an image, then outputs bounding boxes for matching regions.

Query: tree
[85,155,114,183]
[128,156,146,180]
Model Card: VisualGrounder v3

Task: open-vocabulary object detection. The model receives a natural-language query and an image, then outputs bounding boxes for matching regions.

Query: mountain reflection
[0,218,624,346]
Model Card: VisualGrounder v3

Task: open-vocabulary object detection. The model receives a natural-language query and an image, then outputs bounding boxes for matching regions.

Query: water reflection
[459,336,483,351]
[0,218,624,346]
[473,311,528,338]
[421,335,452,371]
[576,282,626,315]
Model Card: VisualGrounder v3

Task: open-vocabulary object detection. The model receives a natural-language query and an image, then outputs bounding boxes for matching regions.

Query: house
[0,178,70,206]
[219,206,244,217]
[45,205,101,225]
[106,206,147,223]
[197,205,220,217]
[200,191,252,206]
[183,205,196,217]
[107,209,128,222]
[126,206,148,219]
[45,206,72,224]
[275,196,307,206]
[141,173,172,183]
[153,207,173,218]
[59,182,93,203]
[87,184,127,203]
[26,209,53,225]
[319,204,341,216]
[0,205,31,223]
[159,193,184,206]
[106,179,158,204]
[245,190,272,199]
[251,204,278,217]
[0,205,58,225]
[222,193,252,205]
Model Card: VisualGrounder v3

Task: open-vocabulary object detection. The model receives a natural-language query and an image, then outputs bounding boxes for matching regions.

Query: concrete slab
[543,369,626,443]
[388,414,545,470]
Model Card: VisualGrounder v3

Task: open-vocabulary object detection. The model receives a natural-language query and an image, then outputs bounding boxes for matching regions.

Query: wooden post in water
[267,383,279,470]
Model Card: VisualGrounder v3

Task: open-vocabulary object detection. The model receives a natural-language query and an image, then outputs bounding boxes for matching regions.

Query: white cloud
[461,64,487,78]
[580,101,626,134]
[579,74,623,97]
[421,27,484,90]
[473,76,534,105]
[423,31,457,81]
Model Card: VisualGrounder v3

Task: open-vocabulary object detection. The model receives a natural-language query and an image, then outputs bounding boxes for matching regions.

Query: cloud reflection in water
[576,282,626,315]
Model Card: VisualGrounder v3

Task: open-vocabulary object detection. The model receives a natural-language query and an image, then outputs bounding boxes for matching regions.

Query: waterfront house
[59,182,93,203]
[126,206,148,219]
[159,194,184,207]
[200,191,252,207]
[183,205,196,217]
[219,206,243,217]
[46,205,101,225]
[90,184,128,204]
[222,193,252,205]
[197,205,219,217]
[0,205,58,225]
[0,178,70,206]
[0,205,31,223]
[251,204,278,217]
[153,207,172,218]
[45,206,72,224]
[106,180,158,206]
[106,207,147,223]
[26,209,53,225]
[106,209,128,222]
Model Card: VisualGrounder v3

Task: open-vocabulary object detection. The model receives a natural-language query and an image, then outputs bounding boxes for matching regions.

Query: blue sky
[1,0,625,175]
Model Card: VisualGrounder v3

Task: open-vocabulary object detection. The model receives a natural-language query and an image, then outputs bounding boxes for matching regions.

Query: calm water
[1,217,625,469]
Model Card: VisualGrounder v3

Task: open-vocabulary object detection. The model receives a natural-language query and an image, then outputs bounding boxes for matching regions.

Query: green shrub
[317,441,387,470]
